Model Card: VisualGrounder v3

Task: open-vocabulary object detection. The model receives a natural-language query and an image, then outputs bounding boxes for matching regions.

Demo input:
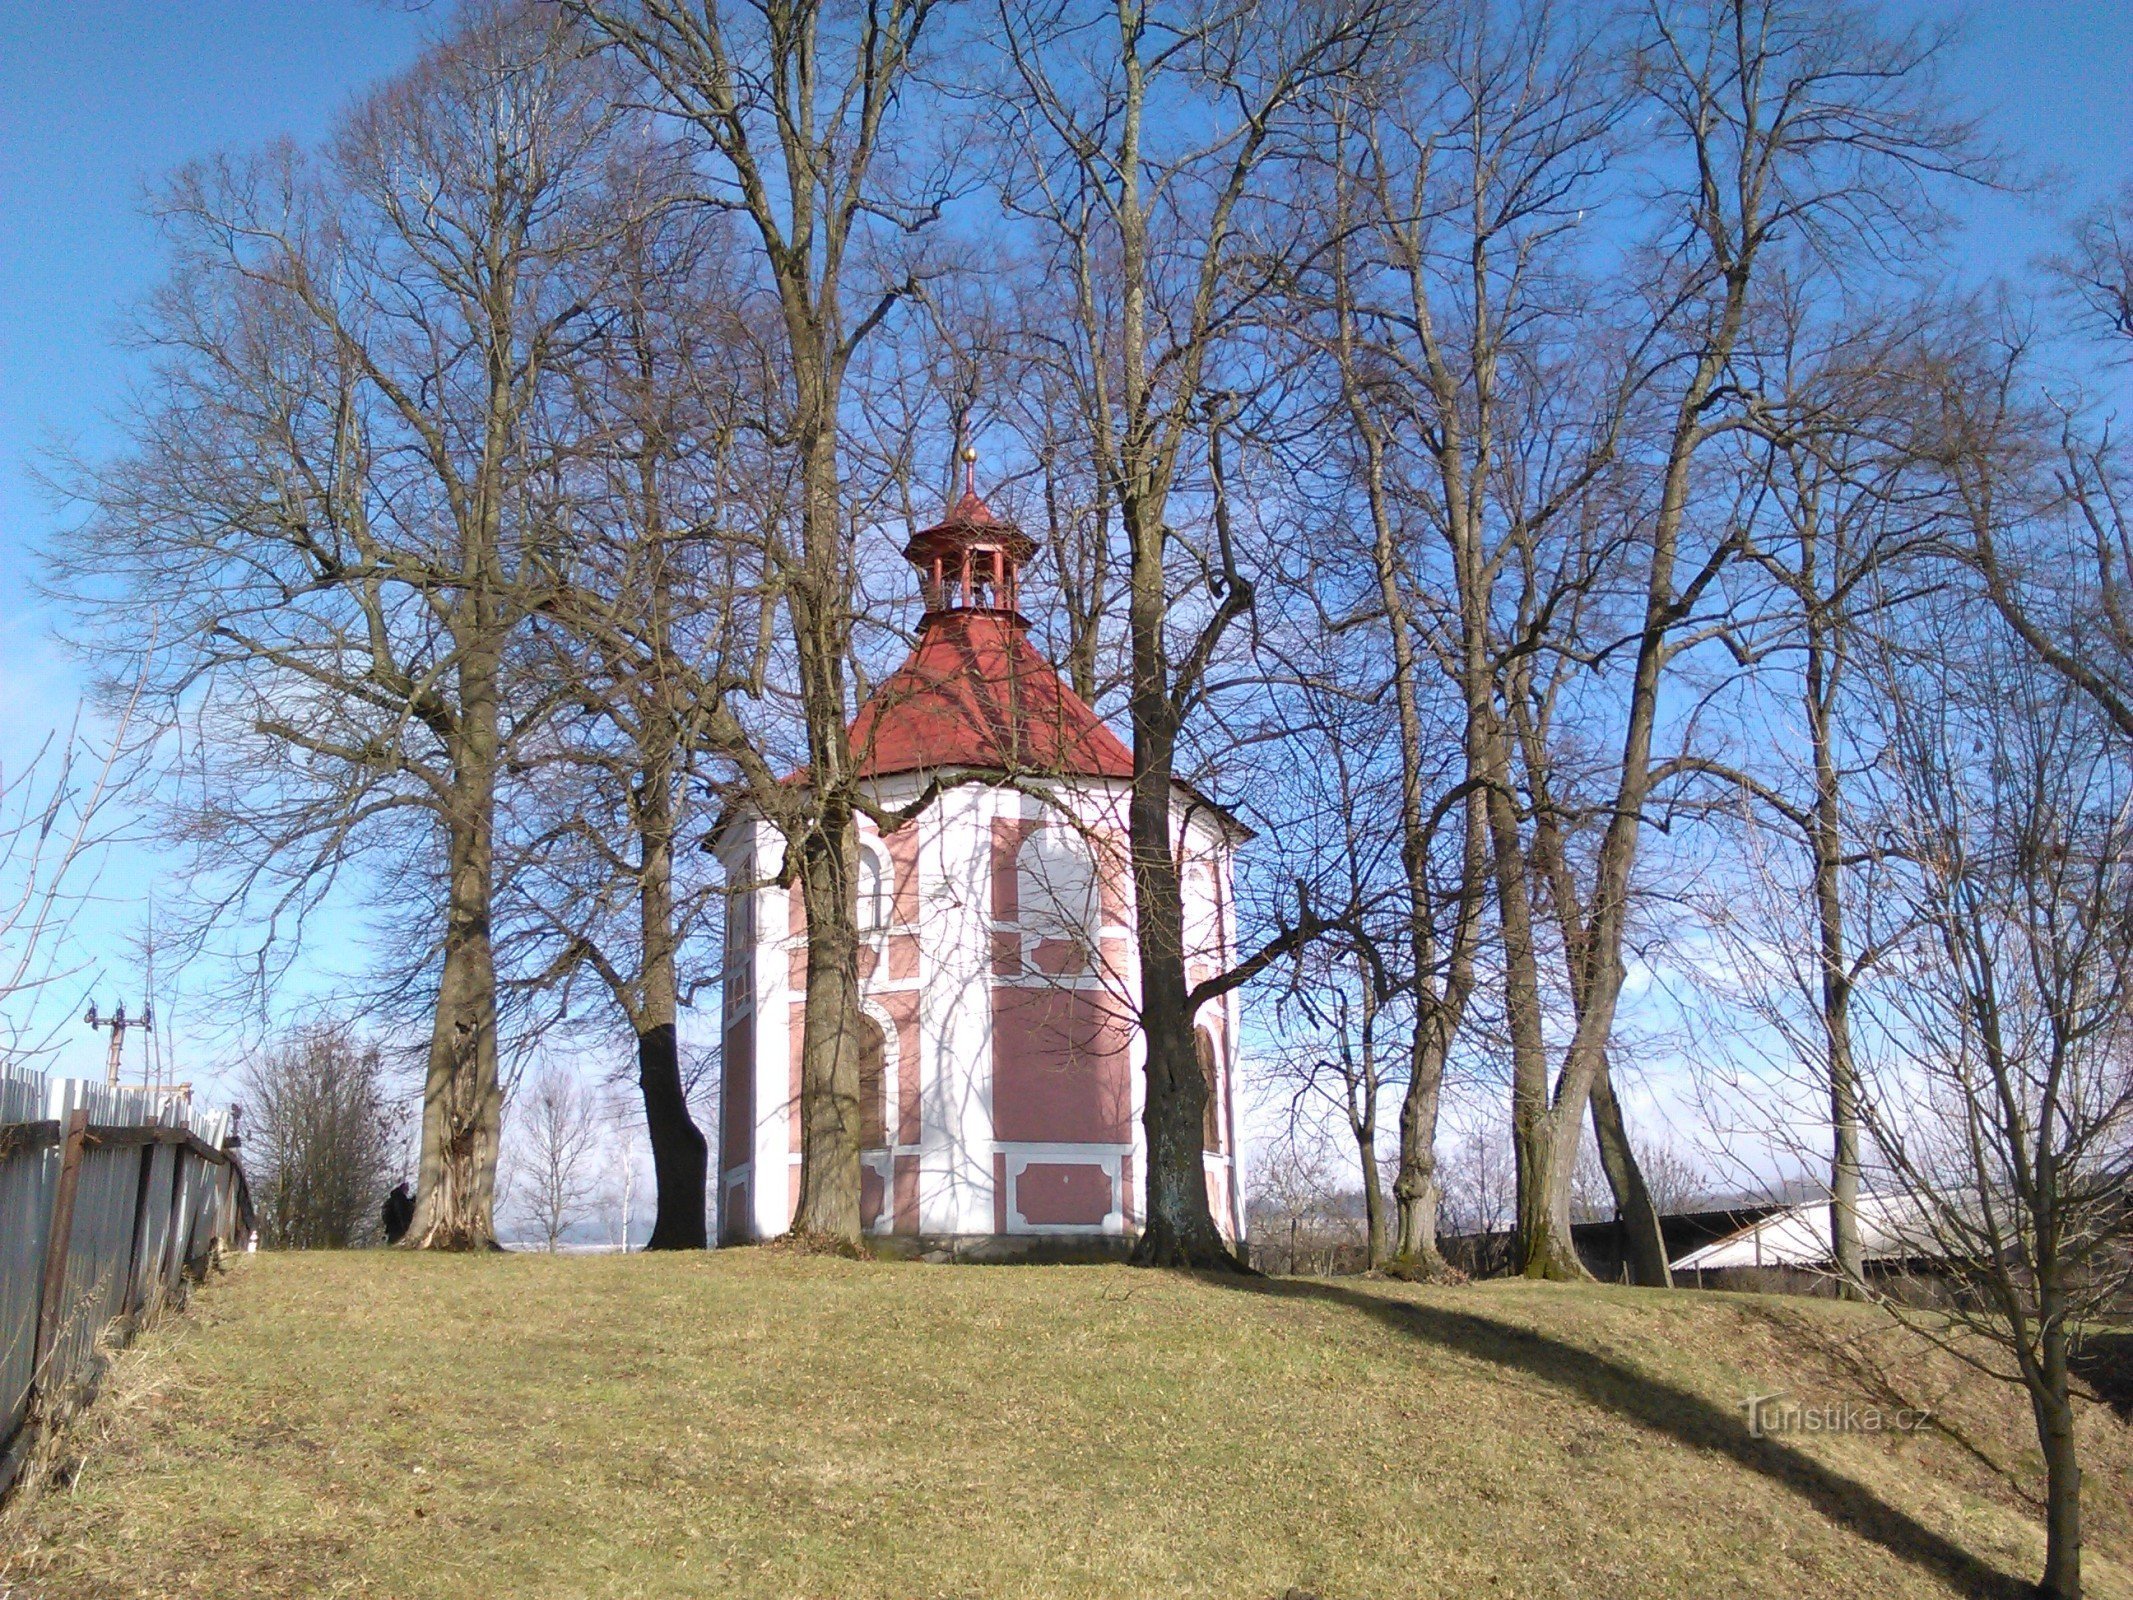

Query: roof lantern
[902,447,1037,617]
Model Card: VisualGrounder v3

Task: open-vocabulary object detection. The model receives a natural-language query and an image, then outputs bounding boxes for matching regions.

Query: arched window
[856,844,890,934]
[1181,856,1220,965]
[857,1015,888,1150]
[1017,827,1097,944]
[1197,1026,1223,1153]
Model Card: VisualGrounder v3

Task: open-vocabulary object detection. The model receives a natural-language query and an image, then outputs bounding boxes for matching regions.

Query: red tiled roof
[849,609,1134,782]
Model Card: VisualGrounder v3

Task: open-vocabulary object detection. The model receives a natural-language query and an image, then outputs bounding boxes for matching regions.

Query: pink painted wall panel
[880,989,922,1145]
[990,986,1133,1144]
[1205,1163,1234,1239]
[887,826,921,924]
[886,934,920,980]
[894,1154,919,1235]
[1031,937,1086,976]
[788,1002,806,1153]
[991,818,1039,919]
[720,1017,754,1174]
[1016,1162,1113,1226]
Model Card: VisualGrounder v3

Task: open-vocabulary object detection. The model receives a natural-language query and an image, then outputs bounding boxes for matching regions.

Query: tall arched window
[1182,857,1220,966]
[1196,1026,1222,1153]
[1017,827,1097,943]
[856,844,890,935]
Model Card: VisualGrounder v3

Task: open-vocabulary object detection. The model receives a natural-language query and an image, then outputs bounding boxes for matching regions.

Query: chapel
[713,461,1246,1253]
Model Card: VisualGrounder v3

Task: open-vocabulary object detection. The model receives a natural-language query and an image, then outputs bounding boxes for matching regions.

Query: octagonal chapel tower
[712,463,1247,1254]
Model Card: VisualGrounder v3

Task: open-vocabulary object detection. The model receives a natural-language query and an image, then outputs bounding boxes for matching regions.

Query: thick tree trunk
[2033,1331,2084,1600]
[792,808,864,1245]
[635,755,708,1250]
[1338,365,1463,1280]
[410,799,503,1250]
[637,1022,707,1250]
[1589,1059,1670,1287]
[1516,1120,1586,1280]
[1389,1020,1449,1276]
[1482,725,1585,1282]
[1127,750,1236,1270]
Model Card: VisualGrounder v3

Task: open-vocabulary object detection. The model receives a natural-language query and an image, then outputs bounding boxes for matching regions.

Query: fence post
[32,1108,92,1390]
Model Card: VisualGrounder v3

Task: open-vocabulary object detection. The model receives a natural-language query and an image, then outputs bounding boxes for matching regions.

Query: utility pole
[85,998,152,1089]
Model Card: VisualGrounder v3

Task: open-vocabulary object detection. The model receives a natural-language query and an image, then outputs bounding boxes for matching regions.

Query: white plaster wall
[719,774,1243,1242]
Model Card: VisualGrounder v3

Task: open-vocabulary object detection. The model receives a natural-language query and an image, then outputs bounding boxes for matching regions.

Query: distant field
[3,1251,2127,1599]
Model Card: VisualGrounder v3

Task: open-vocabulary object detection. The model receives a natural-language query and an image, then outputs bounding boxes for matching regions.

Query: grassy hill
[3,1251,2128,1599]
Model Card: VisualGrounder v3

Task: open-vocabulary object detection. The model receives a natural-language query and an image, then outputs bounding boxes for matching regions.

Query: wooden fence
[1,1064,250,1482]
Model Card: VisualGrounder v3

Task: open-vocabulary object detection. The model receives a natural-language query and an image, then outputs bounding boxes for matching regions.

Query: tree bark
[636,1022,708,1250]
[1589,1060,1670,1287]
[792,802,864,1244]
[1805,593,1865,1295]
[1388,1023,1448,1273]
[2034,1326,2084,1600]
[411,778,503,1250]
[1127,743,1236,1269]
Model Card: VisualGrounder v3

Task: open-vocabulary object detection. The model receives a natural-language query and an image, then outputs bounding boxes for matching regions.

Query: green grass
[4,1250,2128,1599]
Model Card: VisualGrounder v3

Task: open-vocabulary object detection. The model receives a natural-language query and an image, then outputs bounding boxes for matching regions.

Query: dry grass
[2,1250,2128,1599]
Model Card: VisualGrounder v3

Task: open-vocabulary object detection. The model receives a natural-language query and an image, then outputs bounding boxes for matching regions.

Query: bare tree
[990,0,1394,1268]
[240,1023,401,1249]
[1436,1108,1516,1252]
[568,0,953,1249]
[1245,1134,1367,1275]
[1850,607,2133,1600]
[511,1059,605,1250]
[1402,0,1980,1281]
[509,195,768,1251]
[1295,0,1615,1278]
[50,6,648,1248]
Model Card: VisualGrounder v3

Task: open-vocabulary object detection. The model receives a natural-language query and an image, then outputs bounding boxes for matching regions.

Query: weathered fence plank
[30,1109,90,1390]
[0,1068,247,1479]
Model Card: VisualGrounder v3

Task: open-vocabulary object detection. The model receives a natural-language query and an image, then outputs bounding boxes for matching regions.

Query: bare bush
[239,1025,402,1249]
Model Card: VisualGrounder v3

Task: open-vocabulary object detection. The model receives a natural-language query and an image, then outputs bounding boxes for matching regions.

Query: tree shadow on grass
[2073,1330,2133,1421]
[1213,1275,2032,1600]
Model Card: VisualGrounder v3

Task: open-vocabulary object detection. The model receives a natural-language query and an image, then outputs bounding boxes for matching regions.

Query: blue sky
[0,0,2129,1094]
[0,3,433,1084]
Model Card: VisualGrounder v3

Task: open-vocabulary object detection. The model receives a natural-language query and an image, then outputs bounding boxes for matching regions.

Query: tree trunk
[1349,952,1388,1270]
[2033,1332,2084,1600]
[791,807,864,1244]
[1127,744,1236,1269]
[635,753,708,1250]
[1482,723,1585,1282]
[1806,609,1865,1296]
[1351,385,1462,1282]
[410,796,503,1250]
[1515,1115,1586,1281]
[1589,1059,1670,1287]
[1356,1123,1386,1269]
[637,1022,707,1250]
[1389,1019,1449,1276]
